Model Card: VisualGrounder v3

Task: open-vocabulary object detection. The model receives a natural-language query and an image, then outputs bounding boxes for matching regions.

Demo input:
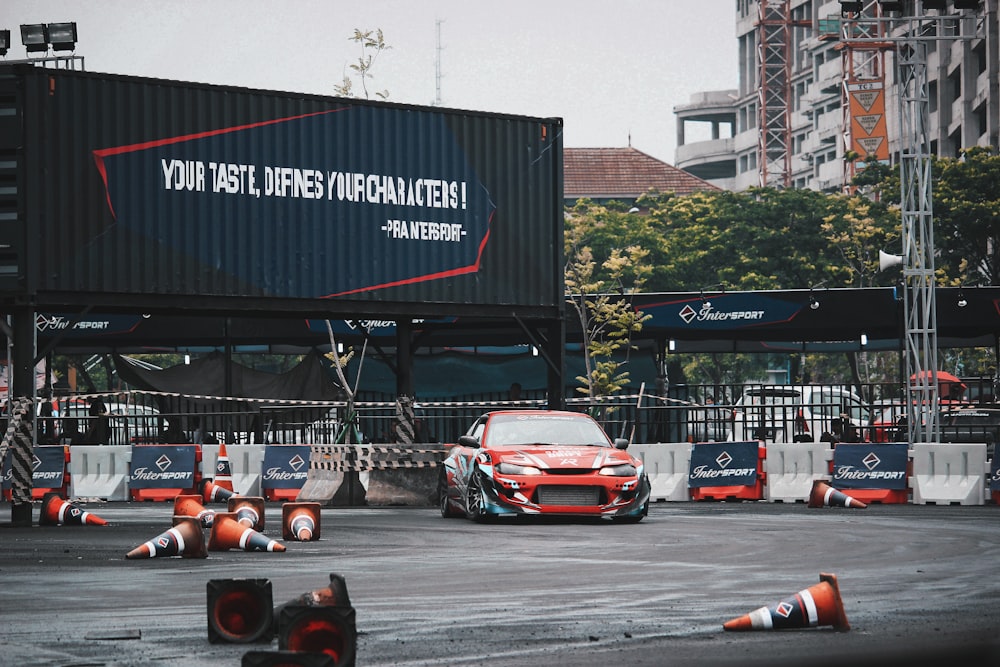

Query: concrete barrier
[910,443,988,506]
[631,443,691,502]
[68,445,132,500]
[765,442,832,503]
[202,444,266,496]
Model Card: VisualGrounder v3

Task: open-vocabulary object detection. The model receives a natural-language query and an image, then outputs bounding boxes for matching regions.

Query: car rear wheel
[465,471,491,523]
[439,470,460,518]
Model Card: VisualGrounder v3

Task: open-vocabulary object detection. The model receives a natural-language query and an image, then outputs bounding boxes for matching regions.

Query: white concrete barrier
[764,443,832,503]
[632,442,691,502]
[68,445,132,501]
[910,443,988,506]
[202,444,266,496]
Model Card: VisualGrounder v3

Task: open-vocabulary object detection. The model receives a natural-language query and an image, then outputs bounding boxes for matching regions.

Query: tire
[465,470,492,523]
[438,470,460,518]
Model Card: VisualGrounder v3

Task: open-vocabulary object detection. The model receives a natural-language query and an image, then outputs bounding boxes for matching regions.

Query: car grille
[537,485,600,506]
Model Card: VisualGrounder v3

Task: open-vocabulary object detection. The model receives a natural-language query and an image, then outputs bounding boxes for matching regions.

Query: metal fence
[26,378,1000,447]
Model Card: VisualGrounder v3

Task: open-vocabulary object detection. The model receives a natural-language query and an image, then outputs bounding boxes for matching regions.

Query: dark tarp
[113,350,342,404]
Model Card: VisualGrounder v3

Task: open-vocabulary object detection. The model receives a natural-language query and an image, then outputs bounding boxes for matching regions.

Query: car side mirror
[458,435,480,449]
[613,438,629,450]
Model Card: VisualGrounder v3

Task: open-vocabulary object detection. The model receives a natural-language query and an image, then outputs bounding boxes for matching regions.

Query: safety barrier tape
[32,389,645,410]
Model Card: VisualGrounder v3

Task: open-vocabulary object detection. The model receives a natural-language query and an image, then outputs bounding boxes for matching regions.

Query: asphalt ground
[1,499,998,667]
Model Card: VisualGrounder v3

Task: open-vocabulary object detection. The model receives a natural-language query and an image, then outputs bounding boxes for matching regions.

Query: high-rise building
[675,0,999,192]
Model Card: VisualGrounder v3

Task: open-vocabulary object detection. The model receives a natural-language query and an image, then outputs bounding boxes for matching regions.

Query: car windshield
[483,414,611,447]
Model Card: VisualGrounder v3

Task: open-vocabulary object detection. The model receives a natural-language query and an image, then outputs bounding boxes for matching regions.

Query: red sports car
[439,410,650,522]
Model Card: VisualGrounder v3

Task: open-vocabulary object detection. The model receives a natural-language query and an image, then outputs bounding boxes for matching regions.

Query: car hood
[492,445,635,470]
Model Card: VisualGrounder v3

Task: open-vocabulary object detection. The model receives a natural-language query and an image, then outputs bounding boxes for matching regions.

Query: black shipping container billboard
[1,66,563,317]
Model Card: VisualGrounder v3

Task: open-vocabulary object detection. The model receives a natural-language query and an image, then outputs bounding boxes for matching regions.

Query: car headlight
[496,462,542,476]
[599,463,637,477]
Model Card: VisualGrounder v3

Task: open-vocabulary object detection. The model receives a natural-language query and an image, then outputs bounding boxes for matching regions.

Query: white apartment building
[675,0,999,192]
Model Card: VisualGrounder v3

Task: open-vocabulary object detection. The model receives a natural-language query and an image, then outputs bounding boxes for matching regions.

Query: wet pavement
[1,500,998,666]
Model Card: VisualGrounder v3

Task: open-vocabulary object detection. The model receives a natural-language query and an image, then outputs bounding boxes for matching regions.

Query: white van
[730,385,869,443]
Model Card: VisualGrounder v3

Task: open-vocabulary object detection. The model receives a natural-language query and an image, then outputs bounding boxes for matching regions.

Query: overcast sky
[3,0,738,163]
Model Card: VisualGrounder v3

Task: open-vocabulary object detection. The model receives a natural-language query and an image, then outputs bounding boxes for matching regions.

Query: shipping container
[0,65,563,320]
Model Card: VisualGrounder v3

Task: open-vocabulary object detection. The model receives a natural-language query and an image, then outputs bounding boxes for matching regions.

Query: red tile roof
[564,147,719,200]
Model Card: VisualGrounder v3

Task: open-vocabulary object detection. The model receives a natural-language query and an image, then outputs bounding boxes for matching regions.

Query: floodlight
[0,30,10,57]
[878,1,904,13]
[20,24,48,53]
[47,22,77,51]
[839,1,864,15]
[921,0,947,10]
[953,1,981,10]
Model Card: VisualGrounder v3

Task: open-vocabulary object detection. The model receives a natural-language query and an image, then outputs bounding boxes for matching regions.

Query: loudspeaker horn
[879,249,904,271]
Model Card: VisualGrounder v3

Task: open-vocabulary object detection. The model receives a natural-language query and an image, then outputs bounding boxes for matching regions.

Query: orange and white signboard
[847,80,889,164]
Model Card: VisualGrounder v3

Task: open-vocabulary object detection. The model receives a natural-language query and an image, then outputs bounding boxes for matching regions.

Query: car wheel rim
[468,475,485,518]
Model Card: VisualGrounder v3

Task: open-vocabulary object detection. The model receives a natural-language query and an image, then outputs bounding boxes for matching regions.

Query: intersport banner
[832,443,908,490]
[687,441,759,488]
[1,445,65,490]
[129,446,198,489]
[261,445,311,489]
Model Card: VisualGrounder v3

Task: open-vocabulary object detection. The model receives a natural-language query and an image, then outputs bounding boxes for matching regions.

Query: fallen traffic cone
[723,572,850,632]
[228,496,265,531]
[282,502,321,541]
[39,492,108,526]
[208,512,286,553]
[126,516,207,559]
[202,478,235,504]
[174,494,216,527]
[808,480,868,509]
[214,443,234,492]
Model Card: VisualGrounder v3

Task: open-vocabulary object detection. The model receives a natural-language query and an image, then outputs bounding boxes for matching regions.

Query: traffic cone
[202,478,235,504]
[208,512,286,553]
[228,496,265,531]
[282,502,321,541]
[276,573,356,665]
[39,492,108,526]
[723,572,850,632]
[174,494,216,527]
[126,516,207,559]
[808,480,868,509]
[206,578,274,644]
[214,443,234,492]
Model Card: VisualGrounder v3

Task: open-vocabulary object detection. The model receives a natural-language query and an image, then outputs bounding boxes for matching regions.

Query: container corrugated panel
[11,66,562,315]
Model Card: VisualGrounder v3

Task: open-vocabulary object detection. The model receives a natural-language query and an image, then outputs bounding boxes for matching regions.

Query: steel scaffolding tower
[757,0,794,188]
[839,3,984,442]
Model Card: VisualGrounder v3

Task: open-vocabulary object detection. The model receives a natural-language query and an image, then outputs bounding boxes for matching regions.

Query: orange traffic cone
[202,478,235,504]
[808,480,868,509]
[282,502,321,541]
[214,444,234,492]
[723,572,850,632]
[228,496,265,531]
[126,516,207,559]
[39,492,108,526]
[174,494,216,527]
[208,513,286,553]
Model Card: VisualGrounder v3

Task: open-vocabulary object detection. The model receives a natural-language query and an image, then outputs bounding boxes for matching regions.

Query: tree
[334,28,391,100]
[564,223,651,399]
[931,147,1000,286]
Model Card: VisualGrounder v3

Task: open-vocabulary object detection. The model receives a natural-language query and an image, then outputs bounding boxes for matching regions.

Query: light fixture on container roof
[809,281,827,311]
[839,1,864,16]
[47,22,77,51]
[20,24,48,53]
[0,30,10,57]
[957,289,968,308]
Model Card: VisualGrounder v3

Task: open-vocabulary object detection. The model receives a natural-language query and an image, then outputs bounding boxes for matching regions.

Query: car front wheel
[465,471,491,523]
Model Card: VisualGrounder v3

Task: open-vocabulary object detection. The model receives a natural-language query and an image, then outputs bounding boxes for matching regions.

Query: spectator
[509,382,523,402]
[159,418,188,444]
[59,418,86,445]
[83,398,111,444]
